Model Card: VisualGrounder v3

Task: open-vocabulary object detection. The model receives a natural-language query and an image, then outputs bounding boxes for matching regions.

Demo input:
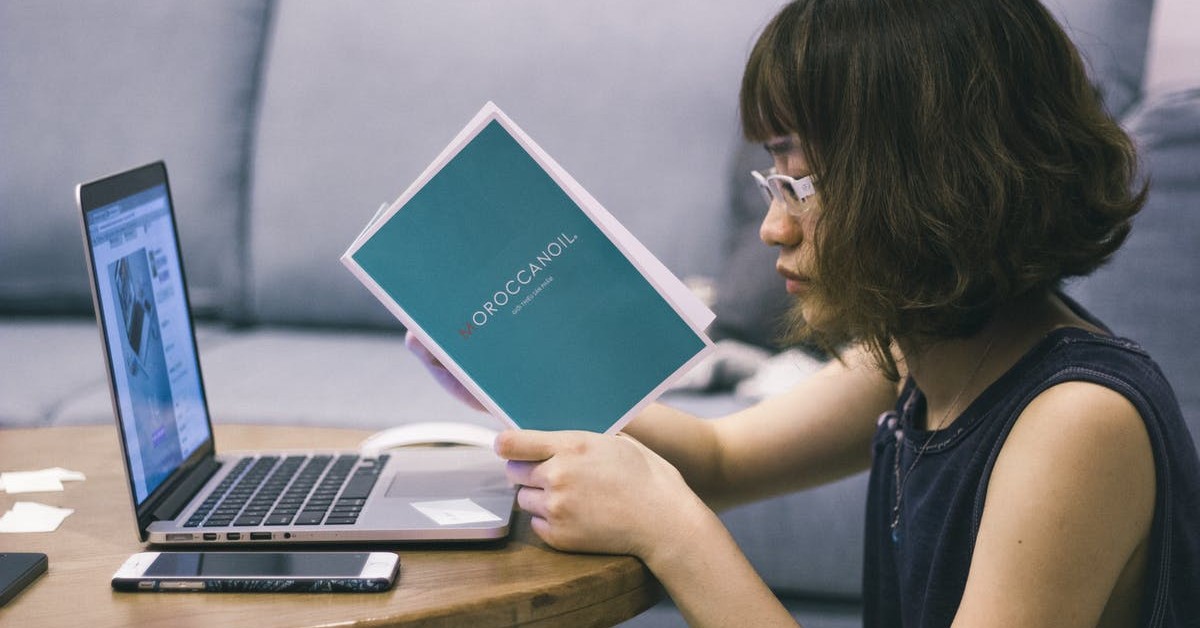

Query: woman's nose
[759,200,803,247]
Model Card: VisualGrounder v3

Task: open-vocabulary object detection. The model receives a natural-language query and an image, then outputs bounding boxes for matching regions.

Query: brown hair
[740,0,1146,377]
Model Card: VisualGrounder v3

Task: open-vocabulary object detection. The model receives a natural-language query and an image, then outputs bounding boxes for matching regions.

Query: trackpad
[385,470,511,498]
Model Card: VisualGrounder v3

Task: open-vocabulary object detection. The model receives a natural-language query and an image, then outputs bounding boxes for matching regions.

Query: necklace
[889,335,997,543]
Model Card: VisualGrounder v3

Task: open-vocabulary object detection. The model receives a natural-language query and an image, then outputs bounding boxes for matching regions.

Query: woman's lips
[777,266,810,294]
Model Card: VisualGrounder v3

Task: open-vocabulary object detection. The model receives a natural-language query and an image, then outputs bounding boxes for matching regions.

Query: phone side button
[160,581,204,590]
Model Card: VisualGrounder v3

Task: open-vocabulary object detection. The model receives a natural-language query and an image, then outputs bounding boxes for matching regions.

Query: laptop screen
[82,172,212,505]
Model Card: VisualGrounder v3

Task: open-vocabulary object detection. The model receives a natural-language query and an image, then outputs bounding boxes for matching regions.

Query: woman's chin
[796,299,833,333]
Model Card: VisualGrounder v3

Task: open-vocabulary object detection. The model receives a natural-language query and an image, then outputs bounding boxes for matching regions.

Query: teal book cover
[343,103,713,434]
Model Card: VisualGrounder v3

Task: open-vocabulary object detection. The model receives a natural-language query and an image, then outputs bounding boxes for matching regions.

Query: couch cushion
[1068,88,1200,443]
[246,0,788,327]
[54,327,507,431]
[0,318,107,427]
[0,1,272,317]
[0,318,232,428]
[1042,0,1155,118]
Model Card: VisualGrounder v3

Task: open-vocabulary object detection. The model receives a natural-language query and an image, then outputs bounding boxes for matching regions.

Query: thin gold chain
[890,335,998,535]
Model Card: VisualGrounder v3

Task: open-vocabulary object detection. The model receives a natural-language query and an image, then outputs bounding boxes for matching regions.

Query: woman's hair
[740,0,1146,377]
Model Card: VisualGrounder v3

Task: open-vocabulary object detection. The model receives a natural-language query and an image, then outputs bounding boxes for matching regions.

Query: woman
[411,0,1200,625]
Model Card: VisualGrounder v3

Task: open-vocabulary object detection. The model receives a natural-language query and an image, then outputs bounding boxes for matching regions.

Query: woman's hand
[495,428,712,561]
[404,332,487,412]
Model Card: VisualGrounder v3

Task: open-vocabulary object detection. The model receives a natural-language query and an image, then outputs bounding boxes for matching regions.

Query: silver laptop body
[77,161,515,545]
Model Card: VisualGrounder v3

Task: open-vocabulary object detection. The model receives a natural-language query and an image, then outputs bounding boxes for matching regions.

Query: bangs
[740,46,799,142]
[739,1,811,143]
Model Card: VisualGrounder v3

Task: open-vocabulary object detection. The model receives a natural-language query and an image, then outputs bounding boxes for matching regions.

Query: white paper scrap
[0,501,76,533]
[2,475,63,493]
[411,499,503,526]
[45,468,87,482]
[0,467,86,494]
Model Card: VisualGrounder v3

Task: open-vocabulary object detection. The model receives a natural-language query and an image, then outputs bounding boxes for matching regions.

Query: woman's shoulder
[1018,377,1150,445]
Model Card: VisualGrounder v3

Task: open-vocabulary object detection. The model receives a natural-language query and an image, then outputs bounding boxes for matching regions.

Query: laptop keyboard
[183,453,390,528]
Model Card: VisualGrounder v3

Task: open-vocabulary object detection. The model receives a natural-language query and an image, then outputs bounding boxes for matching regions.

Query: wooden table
[0,425,661,627]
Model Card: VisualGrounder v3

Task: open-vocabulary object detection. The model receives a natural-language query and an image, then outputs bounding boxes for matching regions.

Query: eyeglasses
[751,168,817,216]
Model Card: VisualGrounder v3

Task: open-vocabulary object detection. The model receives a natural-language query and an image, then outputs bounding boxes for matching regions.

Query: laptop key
[295,512,325,525]
[265,514,294,526]
[340,475,379,499]
[324,516,358,525]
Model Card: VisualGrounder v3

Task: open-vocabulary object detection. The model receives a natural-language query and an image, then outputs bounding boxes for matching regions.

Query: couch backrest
[1140,0,1200,94]
[1042,0,1155,118]
[243,0,789,328]
[0,0,272,317]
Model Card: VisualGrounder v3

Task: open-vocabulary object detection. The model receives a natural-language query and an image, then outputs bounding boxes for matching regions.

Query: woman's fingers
[505,459,538,486]
[516,485,547,517]
[404,331,439,366]
[495,428,579,462]
[404,331,487,412]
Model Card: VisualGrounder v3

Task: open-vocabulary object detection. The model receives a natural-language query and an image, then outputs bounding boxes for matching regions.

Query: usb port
[203,533,218,541]
[226,532,241,541]
[250,532,271,541]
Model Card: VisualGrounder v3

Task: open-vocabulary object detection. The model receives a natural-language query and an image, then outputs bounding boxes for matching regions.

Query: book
[342,102,714,434]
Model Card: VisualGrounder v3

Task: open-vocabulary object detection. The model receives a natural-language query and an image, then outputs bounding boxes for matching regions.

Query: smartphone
[111,551,399,593]
[0,552,48,606]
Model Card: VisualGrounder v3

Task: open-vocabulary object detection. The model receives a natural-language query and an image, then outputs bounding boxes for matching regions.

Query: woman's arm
[626,343,899,508]
[497,429,802,627]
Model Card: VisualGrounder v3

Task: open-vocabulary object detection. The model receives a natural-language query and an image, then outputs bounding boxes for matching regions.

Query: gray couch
[2,1,1196,626]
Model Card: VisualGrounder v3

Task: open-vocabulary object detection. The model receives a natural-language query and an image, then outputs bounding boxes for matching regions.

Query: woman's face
[758,136,831,329]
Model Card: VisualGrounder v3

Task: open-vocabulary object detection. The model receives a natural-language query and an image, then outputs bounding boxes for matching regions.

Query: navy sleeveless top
[864,322,1200,627]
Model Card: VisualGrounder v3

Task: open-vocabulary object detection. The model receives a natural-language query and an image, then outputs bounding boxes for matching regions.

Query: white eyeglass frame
[751,167,817,216]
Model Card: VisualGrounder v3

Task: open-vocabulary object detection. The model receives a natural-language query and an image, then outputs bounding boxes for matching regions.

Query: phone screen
[145,552,370,578]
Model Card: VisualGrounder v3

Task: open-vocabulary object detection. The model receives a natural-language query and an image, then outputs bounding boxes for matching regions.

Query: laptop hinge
[152,457,222,522]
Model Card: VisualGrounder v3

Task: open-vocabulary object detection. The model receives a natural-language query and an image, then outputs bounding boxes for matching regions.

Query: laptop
[76,161,516,545]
